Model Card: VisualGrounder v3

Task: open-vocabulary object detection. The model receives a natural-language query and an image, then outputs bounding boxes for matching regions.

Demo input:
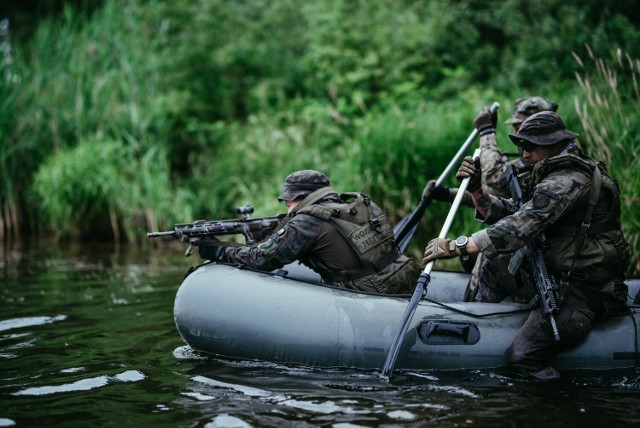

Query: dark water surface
[1,239,639,427]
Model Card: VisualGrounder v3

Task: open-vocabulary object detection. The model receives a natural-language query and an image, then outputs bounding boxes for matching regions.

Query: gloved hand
[455,156,482,192]
[422,238,457,265]
[473,106,497,136]
[198,237,226,261]
[424,179,453,202]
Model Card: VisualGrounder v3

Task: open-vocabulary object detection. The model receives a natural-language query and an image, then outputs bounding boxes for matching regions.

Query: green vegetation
[1,0,639,275]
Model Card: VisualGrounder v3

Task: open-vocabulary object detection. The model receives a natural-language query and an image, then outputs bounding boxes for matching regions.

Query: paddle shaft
[393,101,500,251]
[382,148,482,378]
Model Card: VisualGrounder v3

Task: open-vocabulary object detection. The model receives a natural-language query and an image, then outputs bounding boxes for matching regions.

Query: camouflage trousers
[465,253,536,303]
[337,256,421,295]
[505,284,603,378]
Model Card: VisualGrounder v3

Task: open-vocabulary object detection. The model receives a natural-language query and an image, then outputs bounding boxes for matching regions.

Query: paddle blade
[393,196,431,252]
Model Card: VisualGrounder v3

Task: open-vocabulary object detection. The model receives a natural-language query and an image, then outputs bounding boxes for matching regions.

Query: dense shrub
[0,0,638,273]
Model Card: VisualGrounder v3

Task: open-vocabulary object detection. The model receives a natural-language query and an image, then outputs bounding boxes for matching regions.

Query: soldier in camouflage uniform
[426,98,559,301]
[464,97,559,301]
[425,97,558,200]
[422,111,630,379]
[477,96,558,197]
[199,170,422,294]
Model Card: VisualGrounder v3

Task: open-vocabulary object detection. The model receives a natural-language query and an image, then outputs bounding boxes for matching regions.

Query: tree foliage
[1,0,639,273]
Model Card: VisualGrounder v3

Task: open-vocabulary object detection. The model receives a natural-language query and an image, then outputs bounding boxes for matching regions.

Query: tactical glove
[422,238,457,265]
[424,179,453,202]
[455,156,482,192]
[198,237,226,261]
[473,106,497,136]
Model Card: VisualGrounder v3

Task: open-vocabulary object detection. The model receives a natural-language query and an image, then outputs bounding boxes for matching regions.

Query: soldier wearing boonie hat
[445,97,562,301]
[200,169,422,295]
[509,110,578,149]
[422,110,629,380]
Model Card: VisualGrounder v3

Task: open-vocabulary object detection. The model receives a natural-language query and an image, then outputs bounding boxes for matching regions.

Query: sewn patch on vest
[531,191,558,212]
[348,215,392,253]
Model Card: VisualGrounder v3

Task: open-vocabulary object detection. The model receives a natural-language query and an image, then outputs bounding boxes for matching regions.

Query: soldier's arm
[475,170,586,258]
[220,215,322,271]
[479,133,509,193]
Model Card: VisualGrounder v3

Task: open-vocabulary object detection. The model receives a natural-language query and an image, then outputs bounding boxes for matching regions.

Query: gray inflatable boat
[174,262,640,371]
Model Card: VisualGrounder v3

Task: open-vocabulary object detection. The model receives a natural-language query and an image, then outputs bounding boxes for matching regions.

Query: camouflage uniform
[479,96,558,198]
[466,97,559,301]
[215,170,422,294]
[471,112,629,378]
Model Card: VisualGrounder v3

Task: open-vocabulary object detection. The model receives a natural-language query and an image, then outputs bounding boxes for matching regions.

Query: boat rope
[626,307,640,366]
[424,298,530,318]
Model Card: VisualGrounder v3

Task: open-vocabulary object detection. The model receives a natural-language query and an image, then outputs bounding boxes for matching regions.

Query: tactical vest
[531,148,622,234]
[291,187,400,282]
[529,147,628,282]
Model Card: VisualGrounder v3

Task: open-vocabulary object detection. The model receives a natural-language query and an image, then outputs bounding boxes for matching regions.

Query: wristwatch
[455,236,469,256]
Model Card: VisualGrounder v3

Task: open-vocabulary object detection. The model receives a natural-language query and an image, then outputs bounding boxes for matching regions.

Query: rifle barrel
[146,231,176,238]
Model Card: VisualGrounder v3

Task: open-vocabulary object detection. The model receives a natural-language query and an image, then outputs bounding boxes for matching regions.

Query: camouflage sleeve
[473,193,518,225]
[474,169,588,258]
[219,214,324,271]
[479,133,508,193]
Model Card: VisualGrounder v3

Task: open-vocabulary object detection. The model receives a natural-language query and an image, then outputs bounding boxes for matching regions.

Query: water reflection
[1,239,639,427]
[12,370,145,396]
[0,315,67,332]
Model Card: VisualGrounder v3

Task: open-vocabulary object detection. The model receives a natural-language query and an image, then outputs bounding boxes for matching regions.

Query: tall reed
[572,46,640,276]
[0,18,19,238]
[2,1,189,241]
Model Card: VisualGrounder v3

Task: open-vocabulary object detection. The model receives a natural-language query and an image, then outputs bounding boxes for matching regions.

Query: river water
[1,239,639,427]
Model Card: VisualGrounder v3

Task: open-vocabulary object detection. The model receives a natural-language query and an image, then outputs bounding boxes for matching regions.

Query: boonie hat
[505,97,558,125]
[278,170,330,201]
[509,111,579,147]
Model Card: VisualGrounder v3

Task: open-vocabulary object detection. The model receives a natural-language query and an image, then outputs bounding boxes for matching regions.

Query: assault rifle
[147,205,283,256]
[503,163,562,341]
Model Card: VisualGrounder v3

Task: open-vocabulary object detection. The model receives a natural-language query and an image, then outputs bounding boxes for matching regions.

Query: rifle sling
[563,163,602,281]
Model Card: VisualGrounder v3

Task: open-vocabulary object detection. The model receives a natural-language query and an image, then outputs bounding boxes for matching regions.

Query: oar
[393,101,500,252]
[382,147,482,378]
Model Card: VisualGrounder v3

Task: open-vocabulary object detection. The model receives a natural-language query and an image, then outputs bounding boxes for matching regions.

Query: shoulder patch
[531,190,559,213]
[532,193,550,209]
[258,238,278,254]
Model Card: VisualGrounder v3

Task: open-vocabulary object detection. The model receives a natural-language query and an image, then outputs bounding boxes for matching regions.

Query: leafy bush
[32,138,192,242]
[1,0,639,279]
[0,0,187,234]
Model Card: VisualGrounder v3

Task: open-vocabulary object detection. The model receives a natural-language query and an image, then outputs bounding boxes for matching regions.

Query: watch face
[455,236,468,247]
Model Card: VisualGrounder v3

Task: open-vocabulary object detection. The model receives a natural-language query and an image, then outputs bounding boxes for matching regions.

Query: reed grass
[2,0,638,281]
[2,1,188,241]
[572,46,640,276]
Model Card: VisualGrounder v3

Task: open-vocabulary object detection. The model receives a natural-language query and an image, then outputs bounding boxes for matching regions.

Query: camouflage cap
[277,169,331,201]
[504,96,559,125]
[508,111,578,147]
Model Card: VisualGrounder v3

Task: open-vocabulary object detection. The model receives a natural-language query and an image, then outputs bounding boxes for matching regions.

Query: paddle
[393,101,500,252]
[382,147,483,378]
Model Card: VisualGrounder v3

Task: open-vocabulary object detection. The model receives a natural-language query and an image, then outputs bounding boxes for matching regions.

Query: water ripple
[11,370,145,396]
[0,315,67,332]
